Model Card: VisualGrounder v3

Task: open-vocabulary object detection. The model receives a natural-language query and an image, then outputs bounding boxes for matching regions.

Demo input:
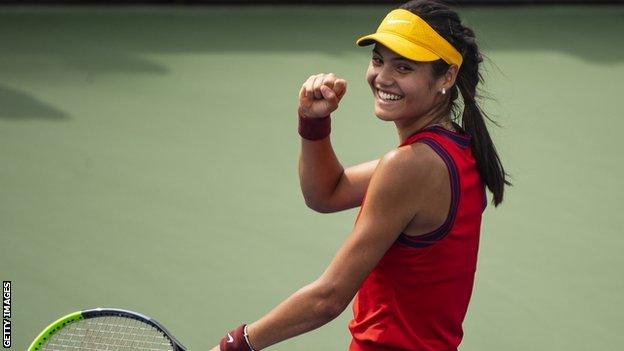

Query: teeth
[378,90,403,101]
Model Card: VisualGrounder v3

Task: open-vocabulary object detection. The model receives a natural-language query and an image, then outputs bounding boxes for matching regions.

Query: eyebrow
[372,48,414,63]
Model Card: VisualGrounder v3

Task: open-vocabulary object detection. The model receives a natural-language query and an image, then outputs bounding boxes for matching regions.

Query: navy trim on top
[397,138,461,249]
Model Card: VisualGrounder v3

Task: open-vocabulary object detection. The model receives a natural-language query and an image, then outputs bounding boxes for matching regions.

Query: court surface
[1,5,623,351]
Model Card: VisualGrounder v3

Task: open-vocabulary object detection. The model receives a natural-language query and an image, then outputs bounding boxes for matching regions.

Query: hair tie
[466,100,477,107]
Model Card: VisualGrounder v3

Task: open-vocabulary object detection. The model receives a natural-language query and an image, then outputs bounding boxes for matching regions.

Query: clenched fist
[298,73,347,119]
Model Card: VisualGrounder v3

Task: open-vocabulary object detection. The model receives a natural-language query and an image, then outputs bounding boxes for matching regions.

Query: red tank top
[348,125,487,351]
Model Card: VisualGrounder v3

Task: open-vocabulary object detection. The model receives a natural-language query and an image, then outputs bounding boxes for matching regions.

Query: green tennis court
[1,4,623,350]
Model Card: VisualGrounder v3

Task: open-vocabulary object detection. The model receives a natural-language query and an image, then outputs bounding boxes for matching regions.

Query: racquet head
[28,308,187,351]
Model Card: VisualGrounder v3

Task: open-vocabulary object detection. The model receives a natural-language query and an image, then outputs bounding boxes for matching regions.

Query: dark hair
[400,0,511,207]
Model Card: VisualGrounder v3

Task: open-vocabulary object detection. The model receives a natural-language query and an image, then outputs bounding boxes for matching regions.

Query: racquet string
[41,316,174,351]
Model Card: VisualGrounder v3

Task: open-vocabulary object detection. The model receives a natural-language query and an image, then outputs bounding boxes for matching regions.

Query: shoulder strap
[400,126,471,149]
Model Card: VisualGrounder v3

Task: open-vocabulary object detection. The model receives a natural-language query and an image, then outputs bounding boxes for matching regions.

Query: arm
[297,73,378,213]
[210,144,440,350]
[298,136,343,212]
[326,158,379,212]
[299,137,379,213]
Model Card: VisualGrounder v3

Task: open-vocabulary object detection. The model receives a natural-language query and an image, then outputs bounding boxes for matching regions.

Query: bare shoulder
[361,142,449,226]
[375,142,447,183]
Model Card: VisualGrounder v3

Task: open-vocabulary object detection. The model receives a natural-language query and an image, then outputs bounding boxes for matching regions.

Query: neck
[396,102,451,144]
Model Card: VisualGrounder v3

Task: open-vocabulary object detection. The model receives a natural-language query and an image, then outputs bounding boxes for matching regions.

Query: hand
[298,73,347,118]
[209,345,219,351]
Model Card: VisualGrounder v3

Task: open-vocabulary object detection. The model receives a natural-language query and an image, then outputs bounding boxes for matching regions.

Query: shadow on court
[0,86,69,120]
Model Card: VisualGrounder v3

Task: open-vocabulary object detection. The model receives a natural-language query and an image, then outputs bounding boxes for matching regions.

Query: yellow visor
[356,9,463,68]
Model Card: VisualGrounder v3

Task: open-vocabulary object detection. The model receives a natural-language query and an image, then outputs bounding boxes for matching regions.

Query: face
[366,43,445,122]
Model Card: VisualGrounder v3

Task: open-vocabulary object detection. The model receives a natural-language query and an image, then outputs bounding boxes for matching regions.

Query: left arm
[210,145,436,350]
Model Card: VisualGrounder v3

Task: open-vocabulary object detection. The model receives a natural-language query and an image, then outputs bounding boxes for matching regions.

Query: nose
[376,65,394,87]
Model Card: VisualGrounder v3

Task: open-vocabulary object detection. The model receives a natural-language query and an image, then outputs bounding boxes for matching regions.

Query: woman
[210,1,510,350]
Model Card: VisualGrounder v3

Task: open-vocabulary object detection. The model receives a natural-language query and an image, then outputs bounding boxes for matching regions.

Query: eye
[372,57,382,65]
[397,65,412,72]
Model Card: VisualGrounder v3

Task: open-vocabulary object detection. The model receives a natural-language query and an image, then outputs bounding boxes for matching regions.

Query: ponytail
[456,26,511,206]
[400,0,512,207]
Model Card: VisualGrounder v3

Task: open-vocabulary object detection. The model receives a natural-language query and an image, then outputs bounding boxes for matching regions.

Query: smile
[376,89,404,103]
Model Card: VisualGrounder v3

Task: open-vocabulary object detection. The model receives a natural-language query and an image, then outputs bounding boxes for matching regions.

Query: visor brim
[356,32,441,63]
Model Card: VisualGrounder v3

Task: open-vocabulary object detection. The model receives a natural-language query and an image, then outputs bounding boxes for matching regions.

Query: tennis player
[210,1,510,350]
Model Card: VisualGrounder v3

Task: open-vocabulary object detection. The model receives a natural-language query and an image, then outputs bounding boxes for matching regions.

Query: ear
[438,64,459,92]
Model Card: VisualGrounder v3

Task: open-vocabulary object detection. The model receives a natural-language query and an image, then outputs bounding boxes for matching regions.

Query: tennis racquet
[28,308,187,351]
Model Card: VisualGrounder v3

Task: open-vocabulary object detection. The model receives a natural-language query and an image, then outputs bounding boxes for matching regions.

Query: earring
[441,88,446,95]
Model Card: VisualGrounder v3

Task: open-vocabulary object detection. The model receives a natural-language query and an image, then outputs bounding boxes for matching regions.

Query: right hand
[298,73,347,118]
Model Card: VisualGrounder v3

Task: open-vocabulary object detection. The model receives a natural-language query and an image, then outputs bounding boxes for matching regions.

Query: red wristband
[219,324,256,351]
[298,107,331,141]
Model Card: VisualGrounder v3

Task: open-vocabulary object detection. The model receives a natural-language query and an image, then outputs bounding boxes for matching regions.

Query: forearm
[299,136,344,210]
[245,281,343,350]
